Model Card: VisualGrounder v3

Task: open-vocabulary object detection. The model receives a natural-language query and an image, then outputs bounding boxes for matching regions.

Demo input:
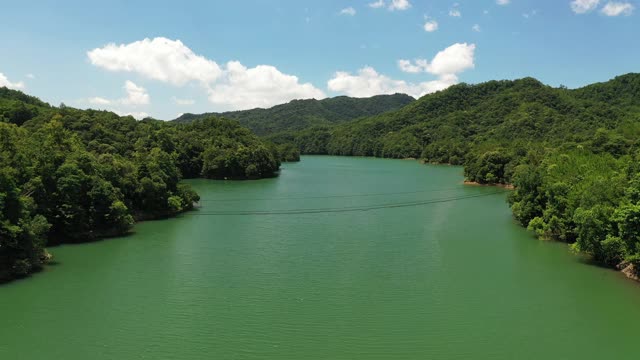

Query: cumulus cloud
[330,43,476,99]
[208,61,326,110]
[449,9,461,17]
[0,73,25,90]
[328,67,458,98]
[340,7,356,16]
[88,80,149,107]
[172,97,195,105]
[398,59,429,73]
[411,43,477,76]
[472,24,482,32]
[601,1,634,15]
[120,80,150,105]
[112,110,149,120]
[571,0,601,13]
[88,37,326,110]
[369,0,411,10]
[87,37,222,86]
[496,0,510,5]
[88,97,111,105]
[389,0,411,10]
[424,19,439,32]
[368,0,385,9]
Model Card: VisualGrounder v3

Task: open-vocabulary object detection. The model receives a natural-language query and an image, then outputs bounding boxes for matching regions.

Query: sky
[0,0,638,120]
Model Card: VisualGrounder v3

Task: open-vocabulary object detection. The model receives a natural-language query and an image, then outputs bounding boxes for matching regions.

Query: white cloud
[88,37,325,111]
[340,7,356,16]
[389,0,411,11]
[601,1,634,15]
[397,43,477,76]
[397,59,430,73]
[88,80,149,108]
[113,110,149,120]
[330,43,476,99]
[172,97,195,106]
[0,73,25,90]
[496,0,510,5]
[424,19,439,32]
[207,61,326,110]
[328,67,458,98]
[87,37,222,86]
[26,73,35,79]
[570,0,600,13]
[472,24,482,32]
[369,0,385,9]
[449,9,461,17]
[120,80,149,105]
[425,43,476,76]
[88,97,111,105]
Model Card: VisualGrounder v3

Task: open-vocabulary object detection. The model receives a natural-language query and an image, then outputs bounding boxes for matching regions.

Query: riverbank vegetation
[264,73,640,278]
[0,87,281,282]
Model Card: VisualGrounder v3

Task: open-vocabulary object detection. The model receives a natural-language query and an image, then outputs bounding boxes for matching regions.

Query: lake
[1,156,639,359]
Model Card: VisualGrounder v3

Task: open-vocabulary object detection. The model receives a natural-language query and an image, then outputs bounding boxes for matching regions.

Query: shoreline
[620,263,640,283]
[463,180,515,190]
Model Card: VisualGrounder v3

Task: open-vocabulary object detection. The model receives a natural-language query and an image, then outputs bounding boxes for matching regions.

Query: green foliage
[464,150,513,184]
[0,167,49,281]
[512,149,640,270]
[275,143,301,162]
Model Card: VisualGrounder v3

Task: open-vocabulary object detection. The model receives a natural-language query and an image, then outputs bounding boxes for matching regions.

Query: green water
[2,156,640,359]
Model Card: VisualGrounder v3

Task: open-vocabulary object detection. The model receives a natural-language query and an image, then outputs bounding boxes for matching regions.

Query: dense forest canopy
[0,87,282,282]
[173,93,415,136]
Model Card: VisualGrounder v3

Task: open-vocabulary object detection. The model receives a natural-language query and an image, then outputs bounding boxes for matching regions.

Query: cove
[1,155,640,359]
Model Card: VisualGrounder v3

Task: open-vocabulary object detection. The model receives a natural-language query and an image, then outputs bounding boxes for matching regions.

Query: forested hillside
[272,75,640,164]
[0,87,281,282]
[272,73,640,278]
[173,93,414,136]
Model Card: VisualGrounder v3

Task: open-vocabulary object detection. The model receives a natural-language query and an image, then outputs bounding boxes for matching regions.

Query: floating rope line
[197,187,466,202]
[188,190,507,216]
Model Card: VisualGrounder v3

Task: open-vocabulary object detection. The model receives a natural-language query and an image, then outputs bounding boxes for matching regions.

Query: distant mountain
[273,73,640,162]
[172,93,415,136]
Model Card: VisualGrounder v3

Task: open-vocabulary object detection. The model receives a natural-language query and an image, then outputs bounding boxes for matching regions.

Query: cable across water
[197,186,467,202]
[188,190,508,216]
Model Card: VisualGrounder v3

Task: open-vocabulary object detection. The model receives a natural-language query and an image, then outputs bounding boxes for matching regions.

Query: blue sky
[0,0,638,119]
